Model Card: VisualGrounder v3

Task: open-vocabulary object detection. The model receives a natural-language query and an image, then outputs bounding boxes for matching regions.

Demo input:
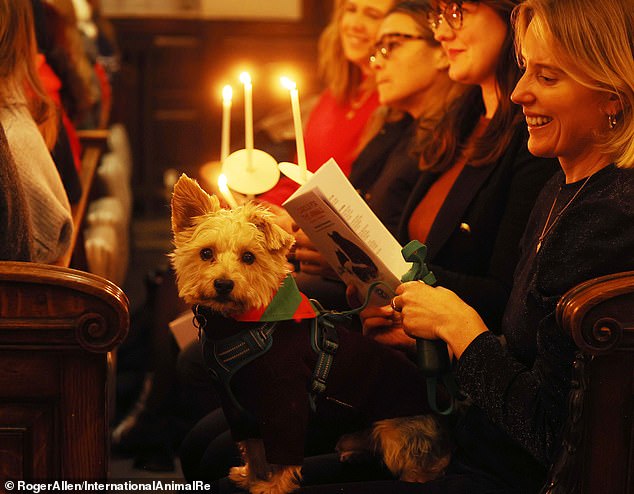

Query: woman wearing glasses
[295,0,556,490]
[291,1,464,309]
[384,0,634,493]
[361,0,557,349]
[351,1,464,235]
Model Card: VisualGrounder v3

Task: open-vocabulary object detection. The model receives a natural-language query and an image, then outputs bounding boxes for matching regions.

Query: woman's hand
[392,281,488,359]
[293,227,333,276]
[362,305,416,353]
[351,280,416,353]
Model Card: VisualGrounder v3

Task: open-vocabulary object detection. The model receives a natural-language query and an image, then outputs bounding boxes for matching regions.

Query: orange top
[408,117,490,242]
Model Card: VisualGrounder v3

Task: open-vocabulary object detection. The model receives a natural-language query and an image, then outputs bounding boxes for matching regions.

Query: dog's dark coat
[197,308,430,466]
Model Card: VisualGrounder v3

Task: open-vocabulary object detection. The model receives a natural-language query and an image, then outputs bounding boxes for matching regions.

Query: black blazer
[349,114,420,236]
[397,126,559,332]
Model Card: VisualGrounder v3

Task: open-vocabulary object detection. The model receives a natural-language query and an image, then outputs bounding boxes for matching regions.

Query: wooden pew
[0,129,129,481]
[545,270,634,493]
[0,262,128,480]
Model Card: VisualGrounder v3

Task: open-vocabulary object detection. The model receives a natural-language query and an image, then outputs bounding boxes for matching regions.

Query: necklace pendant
[536,240,542,253]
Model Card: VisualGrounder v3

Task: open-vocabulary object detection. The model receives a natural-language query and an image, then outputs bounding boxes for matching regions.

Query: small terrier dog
[170,175,451,493]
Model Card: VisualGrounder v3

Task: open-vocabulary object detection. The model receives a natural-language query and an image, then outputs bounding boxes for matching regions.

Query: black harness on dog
[193,304,340,417]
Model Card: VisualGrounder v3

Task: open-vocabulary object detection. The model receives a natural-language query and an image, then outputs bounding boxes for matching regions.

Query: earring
[608,113,617,129]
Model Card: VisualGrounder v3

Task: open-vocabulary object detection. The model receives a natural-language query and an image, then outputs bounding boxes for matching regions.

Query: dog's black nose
[214,278,234,295]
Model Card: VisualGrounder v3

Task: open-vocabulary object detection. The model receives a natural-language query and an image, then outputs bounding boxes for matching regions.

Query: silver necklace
[536,174,592,253]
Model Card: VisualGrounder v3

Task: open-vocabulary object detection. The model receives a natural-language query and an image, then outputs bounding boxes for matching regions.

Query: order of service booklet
[283,158,411,306]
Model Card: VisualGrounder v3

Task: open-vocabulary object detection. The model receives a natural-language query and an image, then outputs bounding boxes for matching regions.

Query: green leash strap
[400,240,460,416]
[307,280,396,411]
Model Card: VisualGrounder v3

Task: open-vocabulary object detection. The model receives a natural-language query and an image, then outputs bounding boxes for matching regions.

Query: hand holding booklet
[283,158,411,306]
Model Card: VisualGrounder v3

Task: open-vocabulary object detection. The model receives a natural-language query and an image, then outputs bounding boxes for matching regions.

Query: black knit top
[454,164,634,490]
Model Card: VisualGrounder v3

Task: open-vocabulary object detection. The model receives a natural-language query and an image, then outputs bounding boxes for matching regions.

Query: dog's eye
[242,251,255,264]
[200,248,214,261]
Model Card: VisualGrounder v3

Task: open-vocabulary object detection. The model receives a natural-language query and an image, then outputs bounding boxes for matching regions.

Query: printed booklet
[283,158,411,306]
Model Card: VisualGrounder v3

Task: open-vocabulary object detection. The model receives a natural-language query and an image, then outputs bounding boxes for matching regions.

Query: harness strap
[310,318,339,397]
[194,305,278,417]
[193,281,395,418]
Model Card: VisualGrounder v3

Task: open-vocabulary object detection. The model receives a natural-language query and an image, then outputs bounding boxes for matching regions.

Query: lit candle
[239,72,254,171]
[220,85,232,162]
[281,76,307,181]
[218,173,238,208]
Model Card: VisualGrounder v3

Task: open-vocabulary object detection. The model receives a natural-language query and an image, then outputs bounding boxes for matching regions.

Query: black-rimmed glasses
[369,33,427,63]
[427,2,464,31]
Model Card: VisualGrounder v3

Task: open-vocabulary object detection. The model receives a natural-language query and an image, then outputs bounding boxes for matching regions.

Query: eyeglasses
[427,2,465,31]
[369,33,427,63]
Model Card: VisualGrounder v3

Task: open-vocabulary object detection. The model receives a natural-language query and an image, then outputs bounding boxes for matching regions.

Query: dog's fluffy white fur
[170,174,451,493]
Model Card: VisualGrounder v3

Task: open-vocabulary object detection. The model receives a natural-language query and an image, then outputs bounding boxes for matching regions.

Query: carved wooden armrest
[0,261,129,352]
[544,271,634,494]
[557,270,634,354]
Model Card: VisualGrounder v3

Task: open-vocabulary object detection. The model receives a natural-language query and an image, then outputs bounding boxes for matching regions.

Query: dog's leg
[229,439,301,494]
[228,439,264,489]
[372,415,452,483]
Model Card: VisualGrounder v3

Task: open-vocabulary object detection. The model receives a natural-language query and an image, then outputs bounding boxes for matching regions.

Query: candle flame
[280,76,296,91]
[222,85,232,102]
[218,173,239,208]
[239,72,251,85]
[218,173,229,192]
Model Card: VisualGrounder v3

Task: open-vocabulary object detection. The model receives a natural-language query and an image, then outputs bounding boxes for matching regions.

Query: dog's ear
[171,174,220,235]
[244,204,295,253]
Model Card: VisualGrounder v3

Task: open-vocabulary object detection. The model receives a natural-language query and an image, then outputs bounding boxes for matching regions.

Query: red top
[36,54,82,172]
[259,88,380,206]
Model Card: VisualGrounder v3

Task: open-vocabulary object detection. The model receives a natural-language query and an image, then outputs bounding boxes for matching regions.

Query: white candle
[218,173,238,208]
[220,85,232,162]
[281,77,307,181]
[239,72,254,171]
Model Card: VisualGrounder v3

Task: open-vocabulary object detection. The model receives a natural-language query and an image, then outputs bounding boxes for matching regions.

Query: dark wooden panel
[0,403,56,480]
[0,354,58,398]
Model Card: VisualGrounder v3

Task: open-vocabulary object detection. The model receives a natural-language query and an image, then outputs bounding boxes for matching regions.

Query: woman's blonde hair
[513,0,634,168]
[318,0,393,104]
[0,0,58,149]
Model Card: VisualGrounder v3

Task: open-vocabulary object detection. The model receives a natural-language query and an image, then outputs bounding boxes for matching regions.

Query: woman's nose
[370,54,383,71]
[511,72,533,105]
[433,19,454,42]
[348,12,366,32]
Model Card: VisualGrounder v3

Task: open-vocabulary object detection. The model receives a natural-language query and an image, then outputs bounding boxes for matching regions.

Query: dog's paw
[249,471,301,494]
[246,465,301,494]
[249,481,288,494]
[229,465,252,489]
